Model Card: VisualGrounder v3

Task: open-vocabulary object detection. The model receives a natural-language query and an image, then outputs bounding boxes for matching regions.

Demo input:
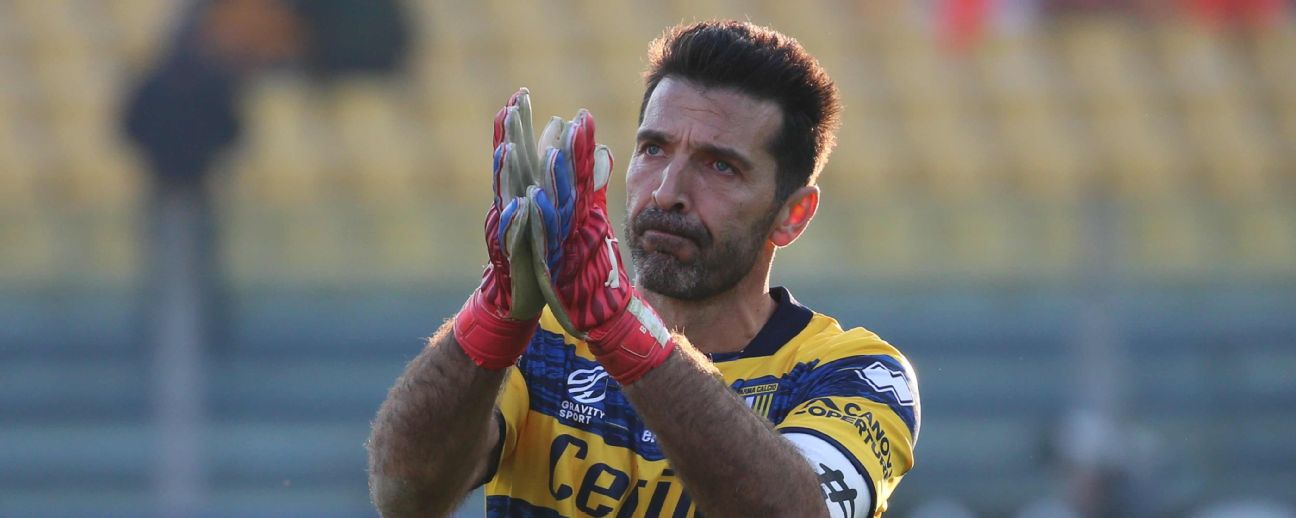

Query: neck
[640,248,778,355]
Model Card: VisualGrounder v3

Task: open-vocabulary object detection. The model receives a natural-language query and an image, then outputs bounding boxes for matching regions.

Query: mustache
[632,208,712,247]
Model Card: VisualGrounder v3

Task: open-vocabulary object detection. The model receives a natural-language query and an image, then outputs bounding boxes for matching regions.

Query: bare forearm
[622,344,827,518]
[367,320,506,518]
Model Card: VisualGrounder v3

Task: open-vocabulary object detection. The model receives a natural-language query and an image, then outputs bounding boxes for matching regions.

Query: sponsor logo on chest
[562,366,608,424]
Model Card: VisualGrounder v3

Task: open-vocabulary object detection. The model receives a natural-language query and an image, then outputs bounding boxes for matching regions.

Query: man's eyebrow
[635,128,673,144]
[635,128,756,171]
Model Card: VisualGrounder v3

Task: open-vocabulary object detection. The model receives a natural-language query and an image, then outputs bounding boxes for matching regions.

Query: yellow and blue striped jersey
[484,287,920,517]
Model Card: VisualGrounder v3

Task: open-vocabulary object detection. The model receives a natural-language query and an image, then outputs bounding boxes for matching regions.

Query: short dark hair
[640,20,841,203]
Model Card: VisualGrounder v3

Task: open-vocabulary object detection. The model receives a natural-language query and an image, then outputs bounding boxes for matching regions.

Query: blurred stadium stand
[0,1,1293,517]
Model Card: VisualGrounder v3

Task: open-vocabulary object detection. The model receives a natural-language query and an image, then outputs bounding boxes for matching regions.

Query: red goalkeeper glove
[526,110,675,385]
[454,89,547,369]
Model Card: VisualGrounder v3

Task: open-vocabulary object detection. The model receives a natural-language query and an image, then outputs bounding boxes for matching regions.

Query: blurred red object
[1181,0,1287,28]
[202,0,305,70]
[939,0,991,51]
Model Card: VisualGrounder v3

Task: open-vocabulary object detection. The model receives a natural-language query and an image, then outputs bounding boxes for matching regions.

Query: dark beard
[626,206,778,301]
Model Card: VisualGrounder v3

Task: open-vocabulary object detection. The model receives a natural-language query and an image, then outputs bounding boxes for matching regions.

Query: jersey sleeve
[775,332,921,517]
[478,365,528,488]
[489,309,574,484]
[786,431,874,518]
[496,365,529,462]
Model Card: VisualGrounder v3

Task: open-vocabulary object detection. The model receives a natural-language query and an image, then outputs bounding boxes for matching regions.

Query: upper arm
[775,353,920,516]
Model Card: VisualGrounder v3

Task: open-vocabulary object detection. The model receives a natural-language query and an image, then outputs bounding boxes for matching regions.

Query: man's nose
[651,158,691,212]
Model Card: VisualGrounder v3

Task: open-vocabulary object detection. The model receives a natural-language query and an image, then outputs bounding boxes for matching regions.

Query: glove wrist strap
[586,295,676,385]
[454,290,538,370]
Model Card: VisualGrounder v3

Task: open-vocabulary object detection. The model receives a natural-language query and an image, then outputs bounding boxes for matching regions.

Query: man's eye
[643,143,663,156]
[713,160,734,173]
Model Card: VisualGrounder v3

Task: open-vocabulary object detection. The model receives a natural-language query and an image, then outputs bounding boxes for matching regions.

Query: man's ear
[770,185,819,247]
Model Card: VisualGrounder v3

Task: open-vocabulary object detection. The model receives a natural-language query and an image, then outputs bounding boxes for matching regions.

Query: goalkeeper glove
[453,89,547,369]
[526,109,676,385]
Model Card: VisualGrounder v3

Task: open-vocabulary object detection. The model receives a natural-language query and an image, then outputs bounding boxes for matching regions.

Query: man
[368,20,920,518]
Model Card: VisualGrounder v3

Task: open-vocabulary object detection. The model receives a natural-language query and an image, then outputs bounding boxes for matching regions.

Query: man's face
[625,77,784,301]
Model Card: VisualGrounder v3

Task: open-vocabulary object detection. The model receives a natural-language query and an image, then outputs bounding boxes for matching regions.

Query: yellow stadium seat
[975,28,1090,204]
[1193,112,1278,202]
[1153,20,1278,203]
[935,199,1023,280]
[49,118,145,211]
[219,205,273,288]
[358,203,459,284]
[0,207,59,287]
[756,3,893,197]
[1125,202,1213,279]
[0,152,44,211]
[1230,202,1296,277]
[221,204,346,288]
[479,0,571,94]
[0,3,30,55]
[10,0,73,36]
[755,0,849,64]
[1027,203,1084,279]
[910,115,1002,201]
[271,205,346,286]
[105,0,174,67]
[878,24,1005,201]
[976,30,1054,108]
[826,99,912,202]
[418,67,498,201]
[0,100,49,211]
[231,76,329,207]
[665,0,750,25]
[409,0,474,66]
[1097,112,1186,200]
[70,207,140,287]
[326,78,421,204]
[839,200,932,280]
[1249,17,1296,85]
[998,111,1088,203]
[416,1,598,201]
[571,0,656,126]
[1057,19,1141,95]
[38,55,143,211]
[1152,20,1243,92]
[1056,20,1188,201]
[1248,19,1296,159]
[372,204,436,282]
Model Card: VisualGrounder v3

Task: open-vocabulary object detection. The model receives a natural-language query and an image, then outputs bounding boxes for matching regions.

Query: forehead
[640,77,782,158]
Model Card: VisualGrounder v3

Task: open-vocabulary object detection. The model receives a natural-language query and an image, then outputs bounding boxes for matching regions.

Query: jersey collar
[707,286,813,362]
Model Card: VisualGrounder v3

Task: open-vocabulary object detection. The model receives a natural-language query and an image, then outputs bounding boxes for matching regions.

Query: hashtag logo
[817,463,857,518]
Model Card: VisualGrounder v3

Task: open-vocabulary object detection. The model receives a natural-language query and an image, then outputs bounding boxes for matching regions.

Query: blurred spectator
[292,0,411,80]
[121,1,408,514]
[1045,410,1176,518]
[124,2,305,514]
[123,0,411,354]
[126,0,303,184]
[125,0,305,349]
